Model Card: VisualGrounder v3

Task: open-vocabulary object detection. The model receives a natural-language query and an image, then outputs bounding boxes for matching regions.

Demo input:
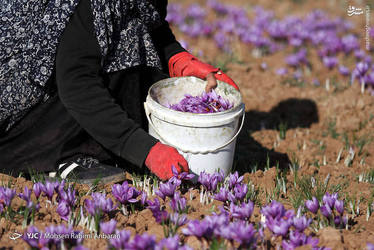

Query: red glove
[145,142,189,181]
[168,52,239,90]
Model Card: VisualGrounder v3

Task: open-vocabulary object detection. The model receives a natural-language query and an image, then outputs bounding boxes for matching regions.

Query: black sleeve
[150,0,186,69]
[55,0,158,167]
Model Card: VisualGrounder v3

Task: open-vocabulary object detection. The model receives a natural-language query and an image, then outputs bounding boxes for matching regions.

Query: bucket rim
[147,76,243,117]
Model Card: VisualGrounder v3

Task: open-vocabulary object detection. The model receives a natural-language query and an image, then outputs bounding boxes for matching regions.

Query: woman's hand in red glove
[145,142,189,181]
[168,52,239,92]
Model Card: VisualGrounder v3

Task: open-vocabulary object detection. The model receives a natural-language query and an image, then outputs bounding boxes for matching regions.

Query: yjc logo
[27,232,40,239]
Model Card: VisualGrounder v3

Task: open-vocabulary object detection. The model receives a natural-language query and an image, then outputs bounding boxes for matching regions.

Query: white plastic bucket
[144,76,245,177]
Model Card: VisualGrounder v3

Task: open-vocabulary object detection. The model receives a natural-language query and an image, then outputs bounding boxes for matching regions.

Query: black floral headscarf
[0,0,162,131]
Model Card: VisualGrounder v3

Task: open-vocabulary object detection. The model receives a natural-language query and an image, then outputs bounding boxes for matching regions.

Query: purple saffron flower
[57,200,70,221]
[367,243,374,250]
[266,217,291,237]
[127,233,156,250]
[169,213,188,227]
[339,65,350,76]
[169,192,187,213]
[140,191,147,206]
[0,187,16,207]
[156,235,180,250]
[109,230,131,249]
[147,198,168,223]
[323,56,338,69]
[33,182,43,199]
[112,181,139,204]
[334,200,344,215]
[182,219,214,240]
[213,187,230,202]
[230,221,257,247]
[322,192,338,209]
[100,219,117,234]
[276,67,288,76]
[305,197,319,214]
[19,186,31,202]
[292,216,312,232]
[230,200,254,220]
[155,180,178,200]
[320,205,332,218]
[229,183,248,202]
[42,181,55,200]
[170,165,195,186]
[84,192,116,216]
[58,186,76,207]
[228,171,244,190]
[261,200,286,220]
[341,34,359,53]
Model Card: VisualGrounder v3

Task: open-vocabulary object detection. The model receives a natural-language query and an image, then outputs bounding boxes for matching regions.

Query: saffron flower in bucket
[168,89,233,113]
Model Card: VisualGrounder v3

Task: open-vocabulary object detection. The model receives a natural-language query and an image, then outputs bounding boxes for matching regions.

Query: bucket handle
[144,102,245,154]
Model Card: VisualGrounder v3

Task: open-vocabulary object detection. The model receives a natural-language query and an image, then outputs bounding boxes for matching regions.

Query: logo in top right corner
[347,5,364,16]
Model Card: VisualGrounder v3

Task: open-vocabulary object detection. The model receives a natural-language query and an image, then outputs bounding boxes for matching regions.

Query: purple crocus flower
[169,192,187,213]
[127,233,156,250]
[0,187,16,207]
[266,217,291,237]
[42,181,55,200]
[229,183,248,202]
[170,165,195,186]
[322,192,338,209]
[140,191,147,206]
[323,56,338,69]
[261,200,286,220]
[155,180,178,200]
[305,197,319,214]
[228,171,244,190]
[334,200,344,215]
[169,213,188,227]
[182,219,214,240]
[198,171,222,192]
[320,205,332,218]
[112,181,139,204]
[230,221,257,247]
[109,230,131,250]
[33,182,44,199]
[275,67,288,76]
[339,65,350,76]
[100,219,117,234]
[147,198,168,223]
[58,186,76,207]
[156,235,180,250]
[292,216,312,232]
[84,192,116,216]
[19,186,31,203]
[213,187,230,202]
[341,34,359,53]
[230,200,254,220]
[57,200,70,221]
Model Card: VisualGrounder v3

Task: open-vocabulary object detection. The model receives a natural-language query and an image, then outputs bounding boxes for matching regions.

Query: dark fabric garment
[0,0,164,131]
[0,0,185,176]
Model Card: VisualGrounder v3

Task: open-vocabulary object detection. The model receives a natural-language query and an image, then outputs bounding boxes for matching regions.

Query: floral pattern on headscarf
[0,0,162,131]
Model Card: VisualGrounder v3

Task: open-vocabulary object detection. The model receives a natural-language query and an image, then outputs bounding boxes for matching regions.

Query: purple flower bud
[100,219,117,234]
[213,187,230,202]
[355,62,370,76]
[147,198,168,223]
[261,200,286,220]
[57,200,70,221]
[334,200,344,215]
[230,221,257,247]
[323,56,338,69]
[140,191,147,206]
[169,192,187,213]
[339,65,350,76]
[228,171,244,190]
[0,187,16,207]
[109,230,131,249]
[58,186,76,207]
[127,233,156,250]
[169,213,188,227]
[182,219,214,240]
[33,182,43,199]
[266,217,291,237]
[275,68,288,76]
[112,181,139,204]
[292,216,312,232]
[42,181,55,200]
[155,180,178,200]
[322,192,338,209]
[230,201,254,220]
[19,186,31,203]
[320,205,332,218]
[305,197,319,214]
